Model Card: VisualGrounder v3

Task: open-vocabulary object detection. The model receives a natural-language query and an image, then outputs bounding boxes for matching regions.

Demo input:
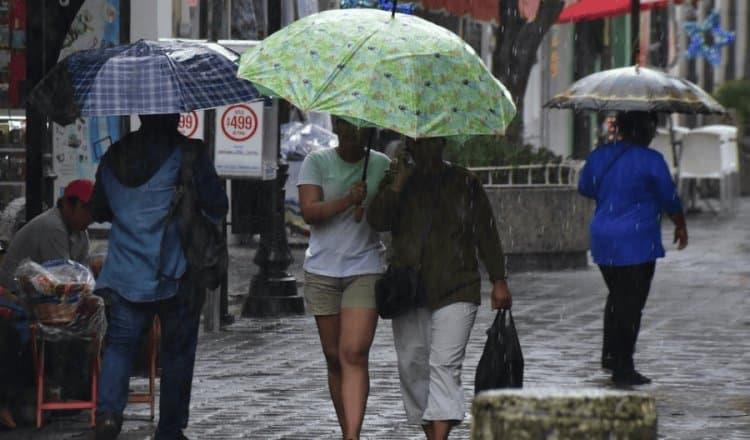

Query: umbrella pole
[668,115,680,176]
[354,129,375,223]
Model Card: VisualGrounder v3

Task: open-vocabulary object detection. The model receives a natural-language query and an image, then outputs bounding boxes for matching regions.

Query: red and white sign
[178,110,204,140]
[220,104,259,142]
[214,101,264,178]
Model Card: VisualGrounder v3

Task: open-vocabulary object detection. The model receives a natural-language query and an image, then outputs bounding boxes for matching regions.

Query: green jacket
[367,163,506,310]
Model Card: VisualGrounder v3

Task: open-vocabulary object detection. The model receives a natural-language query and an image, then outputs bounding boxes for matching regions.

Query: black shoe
[612,370,651,386]
[94,412,122,440]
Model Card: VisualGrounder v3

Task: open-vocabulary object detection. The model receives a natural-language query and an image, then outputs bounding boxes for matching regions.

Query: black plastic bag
[474,310,524,394]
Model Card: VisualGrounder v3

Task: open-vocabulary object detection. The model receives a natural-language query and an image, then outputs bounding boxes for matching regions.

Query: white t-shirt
[297,148,390,278]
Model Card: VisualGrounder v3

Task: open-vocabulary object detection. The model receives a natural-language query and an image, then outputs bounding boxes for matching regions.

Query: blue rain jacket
[578,141,683,267]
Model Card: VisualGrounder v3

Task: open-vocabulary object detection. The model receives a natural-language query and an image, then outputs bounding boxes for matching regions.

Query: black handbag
[375,168,444,319]
[474,310,524,394]
[375,266,423,319]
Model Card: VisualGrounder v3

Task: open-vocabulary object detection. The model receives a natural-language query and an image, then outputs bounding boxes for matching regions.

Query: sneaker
[94,412,122,440]
[612,370,651,386]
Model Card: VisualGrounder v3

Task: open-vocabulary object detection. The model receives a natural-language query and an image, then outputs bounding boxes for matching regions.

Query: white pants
[392,302,478,425]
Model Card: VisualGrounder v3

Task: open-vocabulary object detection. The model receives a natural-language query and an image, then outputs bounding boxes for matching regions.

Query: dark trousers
[97,285,204,439]
[599,262,656,373]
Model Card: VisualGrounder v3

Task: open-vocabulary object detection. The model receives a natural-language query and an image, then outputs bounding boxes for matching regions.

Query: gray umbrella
[544,65,726,115]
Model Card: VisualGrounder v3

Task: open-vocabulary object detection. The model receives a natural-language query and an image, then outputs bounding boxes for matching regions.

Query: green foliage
[444,135,563,167]
[715,80,750,120]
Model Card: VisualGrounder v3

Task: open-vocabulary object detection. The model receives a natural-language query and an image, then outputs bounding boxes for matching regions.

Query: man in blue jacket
[91,114,228,440]
[578,111,688,386]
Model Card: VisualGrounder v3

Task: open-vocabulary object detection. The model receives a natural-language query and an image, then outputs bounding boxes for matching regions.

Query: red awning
[417,0,681,25]
[557,0,682,24]
[417,0,499,23]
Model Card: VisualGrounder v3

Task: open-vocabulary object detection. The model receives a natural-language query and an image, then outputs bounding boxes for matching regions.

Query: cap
[63,179,94,204]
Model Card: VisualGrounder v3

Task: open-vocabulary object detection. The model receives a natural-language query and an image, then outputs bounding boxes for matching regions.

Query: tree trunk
[492,0,565,147]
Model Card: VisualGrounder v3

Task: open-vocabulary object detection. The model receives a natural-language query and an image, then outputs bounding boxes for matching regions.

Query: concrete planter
[484,187,593,272]
[472,388,657,440]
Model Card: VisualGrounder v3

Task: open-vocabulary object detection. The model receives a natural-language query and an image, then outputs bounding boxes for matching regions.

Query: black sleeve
[190,141,229,221]
[90,157,113,223]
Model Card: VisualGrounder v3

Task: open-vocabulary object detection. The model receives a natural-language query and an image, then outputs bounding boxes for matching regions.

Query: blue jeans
[97,284,203,439]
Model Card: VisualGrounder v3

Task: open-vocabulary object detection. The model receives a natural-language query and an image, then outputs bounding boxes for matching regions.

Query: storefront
[19,0,128,222]
[0,0,27,211]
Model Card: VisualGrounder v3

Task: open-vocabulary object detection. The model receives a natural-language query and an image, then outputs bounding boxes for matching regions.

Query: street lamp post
[631,0,640,65]
[241,2,304,317]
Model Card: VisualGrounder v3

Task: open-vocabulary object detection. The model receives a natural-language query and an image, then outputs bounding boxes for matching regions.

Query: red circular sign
[221,104,259,142]
[178,111,200,138]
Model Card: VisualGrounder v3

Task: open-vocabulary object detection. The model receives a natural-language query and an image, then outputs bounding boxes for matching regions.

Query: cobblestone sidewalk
[4,202,750,439]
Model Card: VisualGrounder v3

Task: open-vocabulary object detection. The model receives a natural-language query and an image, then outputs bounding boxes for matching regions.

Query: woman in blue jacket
[578,111,688,386]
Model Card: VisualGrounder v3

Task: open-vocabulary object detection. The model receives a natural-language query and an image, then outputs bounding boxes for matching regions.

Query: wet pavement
[4,201,750,439]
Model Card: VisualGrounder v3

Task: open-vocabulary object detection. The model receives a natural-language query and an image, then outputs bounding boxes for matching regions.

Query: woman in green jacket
[368,137,512,439]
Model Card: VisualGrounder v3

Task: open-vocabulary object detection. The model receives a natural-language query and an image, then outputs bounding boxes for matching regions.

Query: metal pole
[241,1,303,317]
[631,0,640,65]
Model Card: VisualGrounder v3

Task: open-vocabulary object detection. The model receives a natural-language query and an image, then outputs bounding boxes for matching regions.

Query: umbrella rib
[308,21,387,110]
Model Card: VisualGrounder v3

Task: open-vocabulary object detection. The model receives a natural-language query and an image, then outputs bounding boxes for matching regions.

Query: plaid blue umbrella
[29,39,259,125]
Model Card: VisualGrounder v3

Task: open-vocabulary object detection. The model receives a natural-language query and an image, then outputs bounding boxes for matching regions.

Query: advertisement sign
[178,110,204,140]
[214,101,264,178]
[52,0,122,205]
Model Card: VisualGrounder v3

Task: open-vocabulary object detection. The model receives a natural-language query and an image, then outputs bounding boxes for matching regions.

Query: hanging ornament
[683,10,735,66]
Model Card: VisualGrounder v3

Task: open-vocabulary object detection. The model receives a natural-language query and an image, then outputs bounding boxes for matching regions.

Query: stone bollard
[471,388,657,440]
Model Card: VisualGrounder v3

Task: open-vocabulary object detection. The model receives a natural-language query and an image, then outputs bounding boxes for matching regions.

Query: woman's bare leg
[339,308,378,439]
[315,315,345,433]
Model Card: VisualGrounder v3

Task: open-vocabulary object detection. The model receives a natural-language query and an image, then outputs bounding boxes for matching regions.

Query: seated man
[0,180,94,412]
[0,179,93,288]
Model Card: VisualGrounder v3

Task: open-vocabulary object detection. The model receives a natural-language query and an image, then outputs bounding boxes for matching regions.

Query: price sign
[178,110,204,140]
[214,101,264,178]
[220,104,259,142]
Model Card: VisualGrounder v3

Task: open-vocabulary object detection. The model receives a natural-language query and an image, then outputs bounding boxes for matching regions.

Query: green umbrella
[237,8,516,139]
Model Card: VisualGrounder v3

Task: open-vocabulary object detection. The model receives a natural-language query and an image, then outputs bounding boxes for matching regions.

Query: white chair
[650,126,689,177]
[679,125,738,214]
[650,130,677,175]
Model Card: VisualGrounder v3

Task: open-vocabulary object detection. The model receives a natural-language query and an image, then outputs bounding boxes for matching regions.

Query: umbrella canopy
[237,8,516,139]
[29,39,259,126]
[544,65,726,115]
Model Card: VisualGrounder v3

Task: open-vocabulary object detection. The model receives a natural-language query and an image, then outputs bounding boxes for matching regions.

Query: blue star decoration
[340,0,416,14]
[683,10,735,66]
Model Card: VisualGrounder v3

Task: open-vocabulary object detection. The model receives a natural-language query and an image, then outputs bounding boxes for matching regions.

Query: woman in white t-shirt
[297,118,390,440]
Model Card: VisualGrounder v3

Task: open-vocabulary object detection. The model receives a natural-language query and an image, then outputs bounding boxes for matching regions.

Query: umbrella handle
[354,130,375,223]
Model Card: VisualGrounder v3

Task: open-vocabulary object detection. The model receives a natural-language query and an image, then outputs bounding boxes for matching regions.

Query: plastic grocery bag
[474,310,524,394]
[14,259,104,341]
